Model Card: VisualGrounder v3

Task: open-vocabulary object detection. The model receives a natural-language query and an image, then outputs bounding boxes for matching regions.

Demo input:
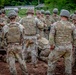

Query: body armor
[7,23,20,43]
[55,21,73,45]
[22,17,36,35]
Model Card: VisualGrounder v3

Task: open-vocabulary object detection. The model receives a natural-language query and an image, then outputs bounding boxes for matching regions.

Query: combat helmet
[45,10,50,15]
[60,9,70,18]
[53,8,58,14]
[26,9,34,14]
[7,10,17,19]
[36,10,41,14]
[41,9,45,14]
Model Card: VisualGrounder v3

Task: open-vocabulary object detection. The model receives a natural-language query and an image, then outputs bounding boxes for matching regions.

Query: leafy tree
[45,0,76,11]
[0,0,5,8]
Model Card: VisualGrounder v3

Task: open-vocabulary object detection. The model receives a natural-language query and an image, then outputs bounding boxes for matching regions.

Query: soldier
[52,8,60,22]
[44,10,54,40]
[40,9,45,18]
[1,9,8,24]
[14,8,21,22]
[40,9,47,37]
[0,10,3,47]
[2,10,28,75]
[70,14,74,22]
[37,34,50,62]
[72,14,76,66]
[72,14,76,25]
[0,10,7,48]
[20,9,38,66]
[35,10,44,37]
[47,9,76,75]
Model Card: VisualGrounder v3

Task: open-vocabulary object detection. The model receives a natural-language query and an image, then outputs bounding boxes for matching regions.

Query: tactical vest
[7,23,21,43]
[55,21,73,45]
[22,17,36,36]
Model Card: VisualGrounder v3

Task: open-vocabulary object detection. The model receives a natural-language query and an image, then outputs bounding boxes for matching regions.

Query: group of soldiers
[0,7,76,75]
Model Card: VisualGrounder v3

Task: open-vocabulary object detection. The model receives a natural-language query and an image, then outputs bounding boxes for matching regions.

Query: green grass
[18,9,27,17]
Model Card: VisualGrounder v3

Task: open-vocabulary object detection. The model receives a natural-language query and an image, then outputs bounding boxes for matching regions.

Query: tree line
[0,0,44,7]
[0,0,76,11]
[45,0,76,11]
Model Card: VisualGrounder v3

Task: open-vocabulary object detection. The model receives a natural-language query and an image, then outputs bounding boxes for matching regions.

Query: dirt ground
[0,59,76,75]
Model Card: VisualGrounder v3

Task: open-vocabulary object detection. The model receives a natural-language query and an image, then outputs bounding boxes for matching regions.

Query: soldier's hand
[50,45,55,50]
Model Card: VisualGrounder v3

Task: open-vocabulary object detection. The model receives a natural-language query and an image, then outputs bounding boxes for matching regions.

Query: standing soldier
[1,9,8,24]
[2,10,28,75]
[20,9,38,66]
[40,9,45,19]
[52,8,60,22]
[44,10,54,40]
[0,10,4,48]
[72,14,76,66]
[47,9,76,75]
[40,9,47,37]
[14,8,21,22]
[35,10,44,37]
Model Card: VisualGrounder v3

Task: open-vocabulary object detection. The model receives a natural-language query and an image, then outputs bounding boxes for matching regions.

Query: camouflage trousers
[7,43,28,75]
[23,36,38,65]
[73,47,76,66]
[47,44,73,75]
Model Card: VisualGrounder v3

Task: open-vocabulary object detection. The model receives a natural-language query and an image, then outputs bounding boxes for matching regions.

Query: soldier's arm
[49,23,56,49]
[18,24,25,44]
[19,18,24,25]
[2,25,9,46]
[73,25,76,47]
[35,18,44,29]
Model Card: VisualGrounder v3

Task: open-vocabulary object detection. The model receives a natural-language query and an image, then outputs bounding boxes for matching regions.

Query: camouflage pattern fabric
[7,44,28,75]
[47,20,76,75]
[20,15,38,65]
[44,16,54,40]
[38,37,50,62]
[23,36,38,65]
[3,22,28,75]
[35,17,44,37]
[52,14,60,22]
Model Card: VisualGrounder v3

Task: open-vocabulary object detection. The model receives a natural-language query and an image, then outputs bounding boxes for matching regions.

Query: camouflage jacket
[49,20,76,46]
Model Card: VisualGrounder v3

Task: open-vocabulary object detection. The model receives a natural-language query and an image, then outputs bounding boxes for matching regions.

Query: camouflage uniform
[1,9,8,24]
[52,14,60,22]
[0,10,7,48]
[14,8,21,22]
[44,10,54,40]
[3,10,28,75]
[72,15,76,66]
[20,9,38,65]
[35,10,44,37]
[37,35,50,62]
[52,8,60,22]
[40,9,47,37]
[47,10,76,75]
[0,11,3,48]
